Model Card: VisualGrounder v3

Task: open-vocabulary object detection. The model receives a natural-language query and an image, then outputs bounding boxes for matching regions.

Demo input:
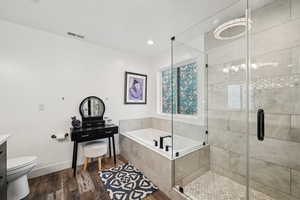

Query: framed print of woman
[124,72,147,104]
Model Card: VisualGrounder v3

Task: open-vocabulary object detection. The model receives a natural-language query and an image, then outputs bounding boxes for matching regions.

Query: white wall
[0,20,155,177]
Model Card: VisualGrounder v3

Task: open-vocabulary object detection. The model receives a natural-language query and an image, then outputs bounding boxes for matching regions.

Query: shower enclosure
[170,0,300,199]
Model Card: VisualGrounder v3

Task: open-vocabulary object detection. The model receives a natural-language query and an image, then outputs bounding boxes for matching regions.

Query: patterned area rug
[99,163,158,200]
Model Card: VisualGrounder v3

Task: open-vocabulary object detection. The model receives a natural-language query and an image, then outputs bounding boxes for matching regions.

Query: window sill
[158,113,198,119]
[155,112,204,126]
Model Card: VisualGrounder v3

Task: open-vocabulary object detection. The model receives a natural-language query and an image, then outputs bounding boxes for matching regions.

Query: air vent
[67,32,85,39]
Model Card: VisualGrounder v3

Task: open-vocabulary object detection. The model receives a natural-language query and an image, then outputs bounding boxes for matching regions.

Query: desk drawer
[74,127,118,141]
[102,127,118,135]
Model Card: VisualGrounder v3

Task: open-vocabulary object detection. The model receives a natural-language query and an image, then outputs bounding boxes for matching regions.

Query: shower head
[213,18,252,40]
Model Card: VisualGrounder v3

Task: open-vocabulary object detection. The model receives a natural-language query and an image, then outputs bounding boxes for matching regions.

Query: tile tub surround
[206,0,300,199]
[119,117,206,142]
[174,145,210,186]
[119,134,210,199]
[120,128,205,160]
[119,117,153,133]
[119,134,172,194]
[119,117,209,197]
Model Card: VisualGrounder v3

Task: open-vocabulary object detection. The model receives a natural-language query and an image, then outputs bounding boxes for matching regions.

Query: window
[161,62,198,115]
[227,84,242,109]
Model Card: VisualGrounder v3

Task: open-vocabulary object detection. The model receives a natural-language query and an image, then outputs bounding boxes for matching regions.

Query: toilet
[7,156,37,200]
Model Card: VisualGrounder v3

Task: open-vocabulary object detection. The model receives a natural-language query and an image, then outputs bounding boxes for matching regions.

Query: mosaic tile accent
[182,171,274,200]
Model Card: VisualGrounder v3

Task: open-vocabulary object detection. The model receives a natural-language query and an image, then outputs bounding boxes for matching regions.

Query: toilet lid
[7,156,37,172]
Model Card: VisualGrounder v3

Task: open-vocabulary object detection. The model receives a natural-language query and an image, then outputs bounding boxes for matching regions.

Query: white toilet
[7,156,37,200]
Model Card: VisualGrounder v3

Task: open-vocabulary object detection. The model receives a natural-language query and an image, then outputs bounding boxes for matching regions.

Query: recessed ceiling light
[147,40,154,45]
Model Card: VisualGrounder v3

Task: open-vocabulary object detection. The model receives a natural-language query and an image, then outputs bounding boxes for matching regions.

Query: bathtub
[119,128,210,199]
[120,128,204,160]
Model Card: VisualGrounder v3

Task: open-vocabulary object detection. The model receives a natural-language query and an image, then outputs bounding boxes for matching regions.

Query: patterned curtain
[161,68,177,113]
[161,62,198,115]
[178,62,198,115]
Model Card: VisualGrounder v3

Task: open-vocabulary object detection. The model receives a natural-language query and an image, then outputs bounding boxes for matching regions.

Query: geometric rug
[99,162,158,200]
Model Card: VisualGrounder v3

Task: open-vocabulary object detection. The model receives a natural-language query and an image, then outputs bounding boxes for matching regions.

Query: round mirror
[79,96,105,118]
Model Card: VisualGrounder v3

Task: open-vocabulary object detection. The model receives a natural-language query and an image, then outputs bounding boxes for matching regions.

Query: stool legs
[83,158,92,171]
[83,157,103,171]
[98,157,102,171]
[83,158,88,171]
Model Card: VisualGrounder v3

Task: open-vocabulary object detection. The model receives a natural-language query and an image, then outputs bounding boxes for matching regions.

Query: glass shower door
[171,1,249,199]
[248,0,300,199]
[171,38,209,192]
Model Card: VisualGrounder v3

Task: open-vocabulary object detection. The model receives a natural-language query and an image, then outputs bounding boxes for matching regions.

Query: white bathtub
[120,128,204,160]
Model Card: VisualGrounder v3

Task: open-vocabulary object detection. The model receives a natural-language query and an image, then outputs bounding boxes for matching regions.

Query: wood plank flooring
[28,156,170,200]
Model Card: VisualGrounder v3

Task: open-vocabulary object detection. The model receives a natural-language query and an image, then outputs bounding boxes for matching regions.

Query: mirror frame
[79,96,105,120]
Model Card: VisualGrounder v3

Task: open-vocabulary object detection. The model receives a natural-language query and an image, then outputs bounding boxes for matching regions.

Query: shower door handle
[257,109,264,141]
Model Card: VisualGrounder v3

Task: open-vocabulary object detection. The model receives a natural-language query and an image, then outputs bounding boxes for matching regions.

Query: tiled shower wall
[206,0,300,199]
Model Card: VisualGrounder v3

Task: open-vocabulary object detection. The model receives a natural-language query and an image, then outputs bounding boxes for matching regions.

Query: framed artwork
[124,72,147,104]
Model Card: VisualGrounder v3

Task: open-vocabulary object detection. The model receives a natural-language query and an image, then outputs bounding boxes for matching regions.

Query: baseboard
[29,153,121,178]
[29,160,74,178]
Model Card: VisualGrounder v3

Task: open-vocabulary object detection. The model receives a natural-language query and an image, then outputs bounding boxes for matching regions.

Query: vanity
[0,135,9,200]
[71,96,118,176]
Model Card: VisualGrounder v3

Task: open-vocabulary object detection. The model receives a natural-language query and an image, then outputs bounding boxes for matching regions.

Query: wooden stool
[82,140,107,171]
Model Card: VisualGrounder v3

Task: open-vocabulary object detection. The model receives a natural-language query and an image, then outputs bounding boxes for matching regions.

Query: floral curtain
[161,62,197,115]
[178,62,198,115]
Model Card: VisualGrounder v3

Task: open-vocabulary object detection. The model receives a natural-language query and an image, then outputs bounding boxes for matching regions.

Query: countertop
[0,134,9,146]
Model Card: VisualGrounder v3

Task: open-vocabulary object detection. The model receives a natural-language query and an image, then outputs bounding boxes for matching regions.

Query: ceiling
[0,0,254,56]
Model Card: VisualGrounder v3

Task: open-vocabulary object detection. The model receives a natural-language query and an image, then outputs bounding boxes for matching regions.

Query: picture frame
[124,71,147,104]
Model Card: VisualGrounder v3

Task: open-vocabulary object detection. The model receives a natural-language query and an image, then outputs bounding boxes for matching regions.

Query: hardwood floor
[28,156,170,200]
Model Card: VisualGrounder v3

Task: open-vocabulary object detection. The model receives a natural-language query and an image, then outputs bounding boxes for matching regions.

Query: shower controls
[179,186,184,193]
[153,140,158,147]
[165,145,172,152]
[257,109,265,141]
[159,135,171,149]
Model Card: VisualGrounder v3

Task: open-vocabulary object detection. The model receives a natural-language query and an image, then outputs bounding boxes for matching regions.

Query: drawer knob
[0,151,3,155]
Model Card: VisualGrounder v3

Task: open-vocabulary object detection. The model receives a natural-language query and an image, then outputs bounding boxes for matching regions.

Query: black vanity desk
[70,124,118,176]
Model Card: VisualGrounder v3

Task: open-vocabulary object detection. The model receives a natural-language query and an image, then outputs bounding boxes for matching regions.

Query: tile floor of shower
[181,171,274,200]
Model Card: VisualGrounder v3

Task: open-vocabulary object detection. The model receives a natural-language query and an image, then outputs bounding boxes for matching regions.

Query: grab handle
[257,109,264,141]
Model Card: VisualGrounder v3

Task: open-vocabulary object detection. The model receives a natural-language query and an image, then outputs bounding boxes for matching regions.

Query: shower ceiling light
[252,63,258,69]
[213,18,252,40]
[223,62,280,73]
[147,40,154,45]
[222,68,229,73]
